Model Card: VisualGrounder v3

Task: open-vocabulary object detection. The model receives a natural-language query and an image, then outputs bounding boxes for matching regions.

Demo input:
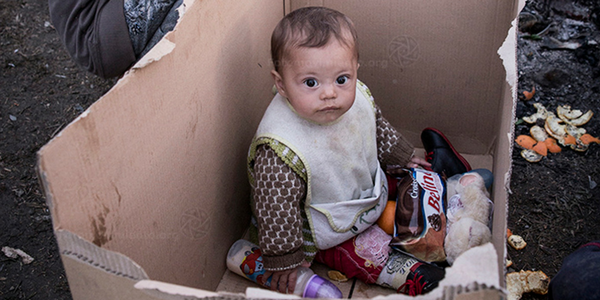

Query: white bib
[253,82,388,249]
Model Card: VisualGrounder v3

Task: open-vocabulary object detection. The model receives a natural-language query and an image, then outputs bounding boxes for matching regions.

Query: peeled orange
[377,200,396,235]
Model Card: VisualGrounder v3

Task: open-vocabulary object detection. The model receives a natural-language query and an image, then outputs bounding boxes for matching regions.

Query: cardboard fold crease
[56,230,149,280]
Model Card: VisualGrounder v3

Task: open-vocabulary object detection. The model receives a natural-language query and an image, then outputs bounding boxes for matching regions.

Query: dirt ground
[508,0,600,299]
[1,0,599,299]
[1,1,115,298]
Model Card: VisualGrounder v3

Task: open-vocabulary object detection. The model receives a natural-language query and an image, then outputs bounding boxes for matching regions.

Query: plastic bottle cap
[303,275,343,298]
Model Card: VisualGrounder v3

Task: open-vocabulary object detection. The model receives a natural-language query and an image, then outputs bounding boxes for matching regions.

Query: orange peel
[557,105,593,126]
[523,86,536,100]
[571,142,589,152]
[580,134,600,145]
[530,125,549,142]
[557,105,583,121]
[563,134,577,146]
[521,149,542,162]
[566,110,593,126]
[544,138,562,153]
[532,142,547,156]
[515,135,537,150]
[545,112,568,140]
[566,124,586,139]
[523,103,548,124]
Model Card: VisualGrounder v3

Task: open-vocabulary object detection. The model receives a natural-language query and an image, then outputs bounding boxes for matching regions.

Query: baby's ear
[271,70,287,98]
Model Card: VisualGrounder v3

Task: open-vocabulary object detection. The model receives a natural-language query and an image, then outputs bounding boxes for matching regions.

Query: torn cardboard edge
[34,0,195,154]
[493,0,525,286]
[132,39,176,70]
[500,0,527,164]
[498,0,525,95]
[130,0,196,71]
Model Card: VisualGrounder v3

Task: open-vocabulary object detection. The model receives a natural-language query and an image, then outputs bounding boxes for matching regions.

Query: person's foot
[421,127,472,178]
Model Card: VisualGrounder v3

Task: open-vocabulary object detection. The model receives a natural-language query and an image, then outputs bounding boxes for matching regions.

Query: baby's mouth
[319,106,339,112]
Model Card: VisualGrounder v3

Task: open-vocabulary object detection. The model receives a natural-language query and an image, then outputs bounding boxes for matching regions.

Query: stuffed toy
[444,171,494,265]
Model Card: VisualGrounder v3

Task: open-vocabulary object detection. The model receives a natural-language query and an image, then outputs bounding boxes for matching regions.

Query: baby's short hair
[271,6,358,72]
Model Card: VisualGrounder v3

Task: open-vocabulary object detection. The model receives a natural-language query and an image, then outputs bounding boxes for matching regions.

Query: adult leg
[49,0,137,78]
[549,241,600,300]
[123,0,183,59]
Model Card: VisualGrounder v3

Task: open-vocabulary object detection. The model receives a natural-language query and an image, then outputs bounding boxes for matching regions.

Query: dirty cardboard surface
[38,0,281,290]
[289,0,516,155]
[36,0,519,299]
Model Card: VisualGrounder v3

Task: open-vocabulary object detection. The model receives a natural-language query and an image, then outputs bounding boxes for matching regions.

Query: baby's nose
[320,84,337,100]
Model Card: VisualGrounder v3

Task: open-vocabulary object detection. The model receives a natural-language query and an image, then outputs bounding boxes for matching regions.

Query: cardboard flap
[437,243,500,290]
[134,280,220,299]
[37,0,282,291]
[56,230,149,280]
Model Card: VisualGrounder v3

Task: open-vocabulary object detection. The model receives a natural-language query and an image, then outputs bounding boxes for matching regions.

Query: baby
[247,6,429,294]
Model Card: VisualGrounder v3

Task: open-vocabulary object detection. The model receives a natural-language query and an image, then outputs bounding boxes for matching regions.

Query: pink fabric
[315,225,392,284]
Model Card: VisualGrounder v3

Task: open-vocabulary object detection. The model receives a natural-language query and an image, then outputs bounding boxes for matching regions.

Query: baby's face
[272,39,358,125]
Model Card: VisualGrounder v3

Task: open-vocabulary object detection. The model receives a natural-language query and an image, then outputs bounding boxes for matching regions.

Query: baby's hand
[268,268,298,294]
[386,156,432,175]
[406,156,431,169]
[263,261,311,294]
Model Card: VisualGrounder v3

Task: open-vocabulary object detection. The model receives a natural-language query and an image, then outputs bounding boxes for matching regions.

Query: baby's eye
[336,75,349,85]
[304,78,317,87]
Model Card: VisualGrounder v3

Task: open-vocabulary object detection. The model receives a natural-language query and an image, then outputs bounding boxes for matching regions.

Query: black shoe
[421,127,472,178]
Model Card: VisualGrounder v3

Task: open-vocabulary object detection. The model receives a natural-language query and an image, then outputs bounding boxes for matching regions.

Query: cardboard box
[37,0,523,298]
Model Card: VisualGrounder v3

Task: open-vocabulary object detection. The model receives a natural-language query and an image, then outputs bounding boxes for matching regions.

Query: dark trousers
[549,241,600,300]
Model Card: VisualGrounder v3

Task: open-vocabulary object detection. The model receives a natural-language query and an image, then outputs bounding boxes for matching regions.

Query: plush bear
[444,172,493,265]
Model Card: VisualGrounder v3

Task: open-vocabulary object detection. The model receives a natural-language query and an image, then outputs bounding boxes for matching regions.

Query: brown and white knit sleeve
[252,144,307,271]
[375,105,415,168]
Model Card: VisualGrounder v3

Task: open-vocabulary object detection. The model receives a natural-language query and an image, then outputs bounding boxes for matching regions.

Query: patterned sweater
[249,105,415,271]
